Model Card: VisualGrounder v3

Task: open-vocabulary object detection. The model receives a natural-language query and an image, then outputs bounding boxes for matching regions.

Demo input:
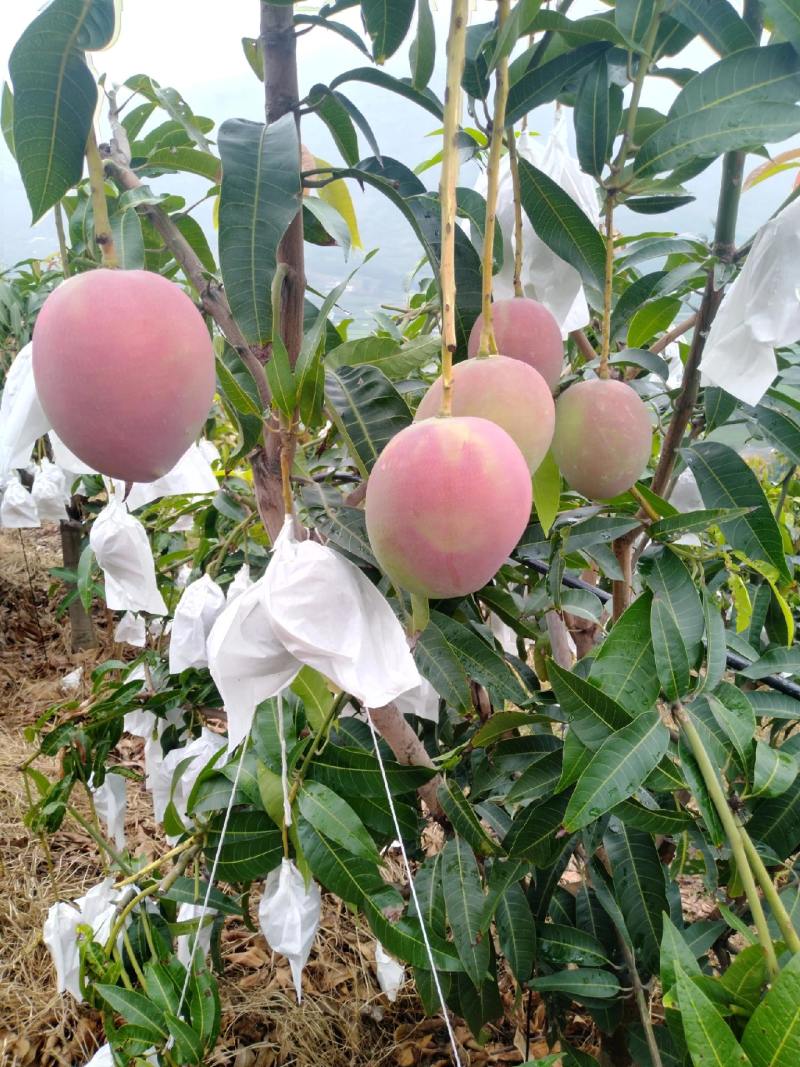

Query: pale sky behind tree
[0,1,792,324]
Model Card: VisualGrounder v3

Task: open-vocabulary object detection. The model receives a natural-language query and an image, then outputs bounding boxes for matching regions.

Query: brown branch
[650,312,698,355]
[569,328,597,363]
[368,705,444,817]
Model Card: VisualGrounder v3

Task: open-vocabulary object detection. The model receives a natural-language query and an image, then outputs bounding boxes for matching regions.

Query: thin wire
[365,709,464,1067]
[173,735,250,1024]
[277,691,292,826]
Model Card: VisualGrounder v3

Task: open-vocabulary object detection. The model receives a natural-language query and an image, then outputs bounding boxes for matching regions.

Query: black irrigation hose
[524,558,800,703]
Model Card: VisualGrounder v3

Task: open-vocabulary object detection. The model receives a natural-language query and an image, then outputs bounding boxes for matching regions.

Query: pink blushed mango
[551,378,652,499]
[468,297,564,390]
[365,416,532,599]
[32,269,215,483]
[415,356,554,473]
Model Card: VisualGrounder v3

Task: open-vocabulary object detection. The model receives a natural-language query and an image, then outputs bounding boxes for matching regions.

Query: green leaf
[110,207,145,271]
[616,0,656,46]
[538,922,611,967]
[301,484,377,568]
[290,667,334,732]
[685,442,790,581]
[9,0,116,221]
[750,741,798,798]
[165,1012,204,1064]
[548,661,631,749]
[441,836,490,987]
[265,336,296,418]
[145,146,220,182]
[564,711,670,831]
[671,0,756,56]
[612,799,695,834]
[651,594,692,701]
[660,914,702,994]
[126,74,212,151]
[95,985,167,1040]
[330,68,443,120]
[310,743,435,797]
[516,155,606,291]
[529,968,620,999]
[627,297,681,348]
[216,350,263,420]
[426,612,529,706]
[298,780,380,861]
[507,751,565,804]
[2,82,15,158]
[506,41,612,127]
[740,646,800,679]
[676,969,753,1067]
[218,115,301,346]
[761,0,800,55]
[590,593,660,714]
[490,0,545,71]
[605,824,668,975]
[496,881,536,983]
[298,815,384,905]
[77,543,95,613]
[706,686,755,767]
[361,0,415,62]
[294,15,371,59]
[410,0,436,89]
[650,508,752,541]
[532,450,561,536]
[635,45,800,176]
[753,394,800,465]
[306,85,359,166]
[471,712,541,748]
[204,810,282,883]
[162,878,241,917]
[504,793,570,866]
[326,334,439,378]
[747,774,800,859]
[438,780,499,857]
[719,945,768,1015]
[325,364,411,478]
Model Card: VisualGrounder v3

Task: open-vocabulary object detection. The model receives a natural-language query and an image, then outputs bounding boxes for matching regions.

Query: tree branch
[368,704,444,818]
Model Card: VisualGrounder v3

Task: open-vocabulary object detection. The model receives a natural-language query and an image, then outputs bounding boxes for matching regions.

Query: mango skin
[468,297,564,390]
[414,355,554,473]
[365,416,532,599]
[32,269,215,483]
[551,378,652,499]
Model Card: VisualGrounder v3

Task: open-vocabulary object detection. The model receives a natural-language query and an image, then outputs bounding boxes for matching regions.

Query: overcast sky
[0,1,791,322]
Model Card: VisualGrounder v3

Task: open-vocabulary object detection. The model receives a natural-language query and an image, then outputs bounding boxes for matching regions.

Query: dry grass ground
[0,528,568,1067]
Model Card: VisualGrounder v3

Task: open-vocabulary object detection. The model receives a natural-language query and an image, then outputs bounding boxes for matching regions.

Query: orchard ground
[0,527,722,1067]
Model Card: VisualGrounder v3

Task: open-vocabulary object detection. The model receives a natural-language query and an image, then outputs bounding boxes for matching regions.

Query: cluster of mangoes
[366,297,652,599]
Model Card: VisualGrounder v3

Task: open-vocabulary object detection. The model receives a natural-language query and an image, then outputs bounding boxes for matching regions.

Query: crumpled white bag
[258,859,321,1001]
[60,666,83,694]
[176,563,194,589]
[476,109,599,336]
[90,498,167,615]
[0,475,40,527]
[226,563,253,603]
[114,442,218,512]
[209,518,421,750]
[489,613,519,656]
[375,943,405,1002]
[176,902,217,969]
[43,878,122,1001]
[31,459,69,522]
[162,727,227,827]
[83,1043,157,1067]
[90,772,127,851]
[0,343,50,479]
[701,195,800,404]
[393,677,440,723]
[114,611,147,647]
[169,575,226,674]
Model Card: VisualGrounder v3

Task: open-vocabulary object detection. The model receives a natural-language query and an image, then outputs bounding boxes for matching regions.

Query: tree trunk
[60,518,97,651]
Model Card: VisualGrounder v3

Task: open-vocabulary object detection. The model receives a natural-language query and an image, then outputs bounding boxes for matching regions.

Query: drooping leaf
[651,594,693,701]
[361,0,415,62]
[441,836,489,987]
[749,741,798,799]
[529,967,620,999]
[438,780,499,857]
[425,612,529,706]
[532,450,561,536]
[9,0,117,221]
[506,41,612,126]
[670,0,756,56]
[330,68,443,120]
[218,115,301,346]
[95,985,168,1041]
[298,781,380,861]
[616,0,656,46]
[504,793,571,867]
[605,823,668,976]
[547,661,630,749]
[676,969,753,1067]
[409,0,435,89]
[685,442,790,581]
[760,0,800,55]
[564,711,670,831]
[325,364,411,478]
[204,810,283,883]
[516,156,606,291]
[496,881,536,983]
[589,592,660,714]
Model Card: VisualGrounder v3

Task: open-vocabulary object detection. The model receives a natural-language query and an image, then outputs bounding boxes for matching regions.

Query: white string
[277,690,292,826]
[173,735,250,1026]
[365,709,463,1067]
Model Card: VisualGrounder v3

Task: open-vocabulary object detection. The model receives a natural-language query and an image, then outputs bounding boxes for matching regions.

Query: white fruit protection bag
[701,194,800,405]
[114,610,147,647]
[90,495,167,615]
[375,943,405,1002]
[208,517,421,750]
[114,442,219,512]
[475,109,599,336]
[43,878,126,1001]
[90,772,127,851]
[0,343,50,479]
[258,858,322,1001]
[0,475,40,527]
[168,574,227,673]
[176,902,217,969]
[31,458,69,522]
